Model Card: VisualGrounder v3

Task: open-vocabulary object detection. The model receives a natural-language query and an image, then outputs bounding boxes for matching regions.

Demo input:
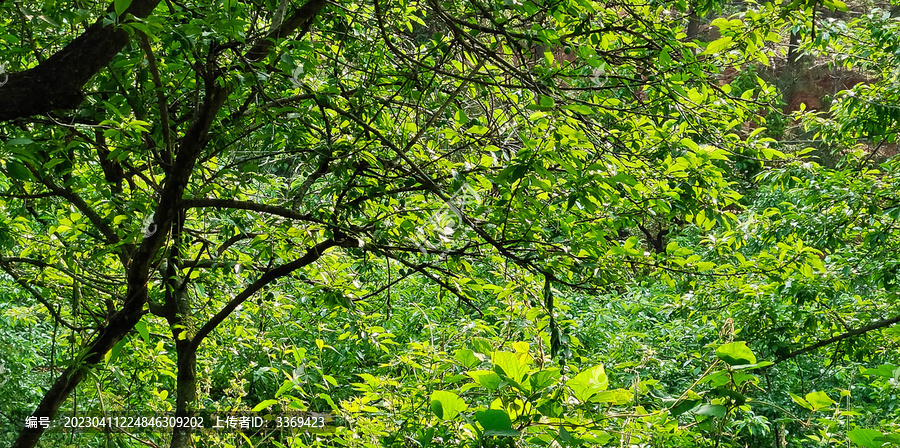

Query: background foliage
[0,0,899,446]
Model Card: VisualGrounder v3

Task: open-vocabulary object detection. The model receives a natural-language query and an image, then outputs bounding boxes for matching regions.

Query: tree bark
[0,0,162,121]
[169,341,197,448]
[245,0,328,62]
[686,10,701,40]
[786,30,801,69]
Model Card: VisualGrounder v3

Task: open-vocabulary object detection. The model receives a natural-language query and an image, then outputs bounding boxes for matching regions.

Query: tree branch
[182,198,328,225]
[245,0,329,62]
[0,261,84,331]
[35,173,134,267]
[773,314,900,365]
[0,0,163,120]
[378,248,483,316]
[189,237,360,350]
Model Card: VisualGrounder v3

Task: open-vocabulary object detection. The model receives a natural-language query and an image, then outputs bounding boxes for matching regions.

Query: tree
[5,0,898,447]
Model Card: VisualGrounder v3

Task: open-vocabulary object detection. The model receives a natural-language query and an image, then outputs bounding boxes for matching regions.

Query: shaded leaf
[430,390,467,420]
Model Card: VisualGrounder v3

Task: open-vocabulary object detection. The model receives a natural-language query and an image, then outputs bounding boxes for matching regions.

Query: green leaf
[715,341,757,366]
[125,21,151,35]
[875,433,900,445]
[702,36,733,55]
[318,393,338,411]
[659,49,671,65]
[732,361,773,371]
[582,431,614,444]
[251,399,278,412]
[681,138,699,151]
[862,364,898,379]
[135,321,149,344]
[467,125,489,134]
[430,390,467,420]
[455,349,480,369]
[591,389,632,404]
[106,338,128,365]
[848,428,884,448]
[696,261,715,271]
[484,429,521,437]
[566,365,608,402]
[805,391,835,410]
[275,380,294,398]
[558,426,577,445]
[5,161,33,181]
[790,393,812,410]
[475,409,512,431]
[695,404,727,417]
[540,95,555,108]
[670,399,701,417]
[7,138,33,145]
[492,351,527,384]
[115,0,133,16]
[468,370,502,390]
[415,427,434,446]
[709,387,746,406]
[529,368,561,392]
[471,338,494,355]
[454,109,468,125]
[822,0,848,11]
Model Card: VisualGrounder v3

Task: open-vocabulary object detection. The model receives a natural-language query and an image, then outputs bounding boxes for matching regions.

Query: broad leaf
[566,365,608,402]
[715,341,757,366]
[430,390,467,420]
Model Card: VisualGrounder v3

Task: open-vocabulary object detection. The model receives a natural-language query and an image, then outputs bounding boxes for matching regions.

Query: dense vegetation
[0,0,899,446]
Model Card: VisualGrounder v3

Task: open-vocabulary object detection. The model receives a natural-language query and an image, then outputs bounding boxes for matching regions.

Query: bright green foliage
[716,341,757,366]
[1,0,900,447]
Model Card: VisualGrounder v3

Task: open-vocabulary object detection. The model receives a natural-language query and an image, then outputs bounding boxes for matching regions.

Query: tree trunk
[687,11,701,40]
[786,30,800,69]
[169,341,198,448]
[166,213,197,448]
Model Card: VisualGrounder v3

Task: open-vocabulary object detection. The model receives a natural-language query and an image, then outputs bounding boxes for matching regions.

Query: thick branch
[182,198,325,224]
[0,0,162,120]
[189,237,360,350]
[773,314,900,365]
[245,0,328,62]
[138,33,175,169]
